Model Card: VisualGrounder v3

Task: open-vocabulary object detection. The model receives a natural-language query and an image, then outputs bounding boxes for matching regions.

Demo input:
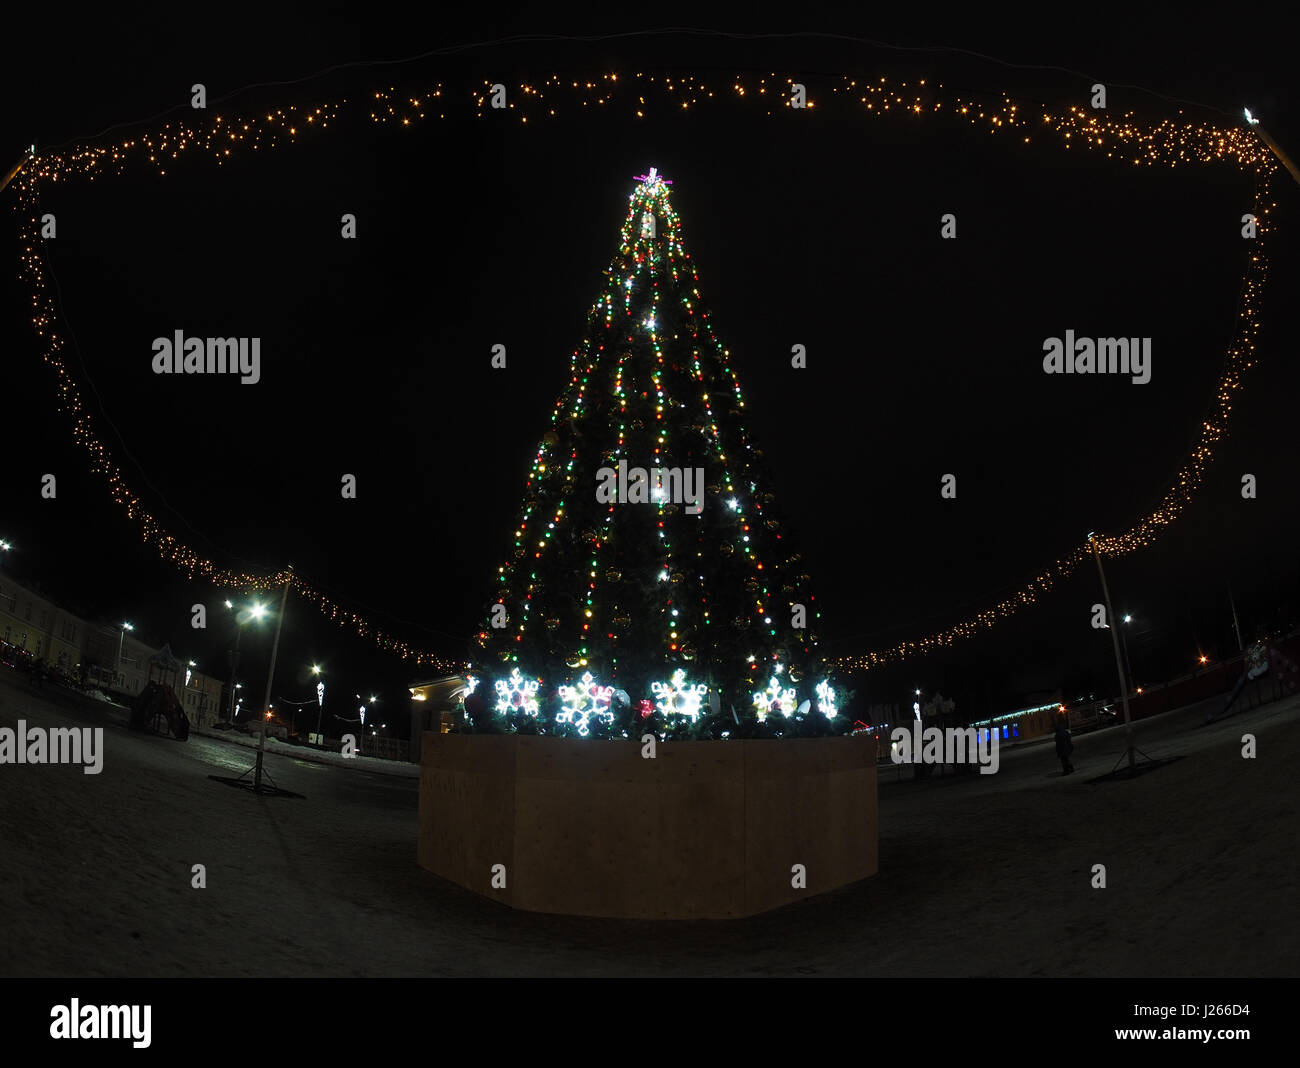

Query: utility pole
[1089,534,1135,770]
[254,569,292,792]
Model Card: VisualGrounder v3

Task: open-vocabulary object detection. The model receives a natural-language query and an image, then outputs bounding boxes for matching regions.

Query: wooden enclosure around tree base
[417,732,878,919]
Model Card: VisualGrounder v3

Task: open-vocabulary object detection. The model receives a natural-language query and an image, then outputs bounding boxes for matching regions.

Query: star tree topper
[634,166,672,191]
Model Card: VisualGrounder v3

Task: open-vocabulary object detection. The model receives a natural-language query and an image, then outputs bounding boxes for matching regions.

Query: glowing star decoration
[753,676,796,722]
[494,668,540,717]
[634,166,672,190]
[816,680,838,719]
[556,672,615,735]
[651,669,709,723]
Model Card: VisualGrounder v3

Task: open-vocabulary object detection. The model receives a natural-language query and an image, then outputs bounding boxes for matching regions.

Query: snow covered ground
[190,726,418,778]
[0,666,1295,976]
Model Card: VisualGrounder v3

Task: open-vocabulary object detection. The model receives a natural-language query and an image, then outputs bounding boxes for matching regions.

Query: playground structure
[128,644,190,741]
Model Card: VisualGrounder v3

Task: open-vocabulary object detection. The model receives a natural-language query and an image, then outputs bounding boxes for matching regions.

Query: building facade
[0,565,224,723]
[0,575,85,675]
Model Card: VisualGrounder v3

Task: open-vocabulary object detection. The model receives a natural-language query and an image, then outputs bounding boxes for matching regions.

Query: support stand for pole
[234,730,283,793]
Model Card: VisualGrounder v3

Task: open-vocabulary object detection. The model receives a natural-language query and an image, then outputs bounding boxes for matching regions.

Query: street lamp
[116,622,134,687]
[312,665,325,740]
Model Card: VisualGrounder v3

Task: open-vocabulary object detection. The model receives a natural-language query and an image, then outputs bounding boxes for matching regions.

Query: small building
[408,674,473,761]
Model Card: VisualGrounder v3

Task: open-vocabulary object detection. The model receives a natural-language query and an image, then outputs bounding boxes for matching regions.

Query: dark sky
[3,9,1297,730]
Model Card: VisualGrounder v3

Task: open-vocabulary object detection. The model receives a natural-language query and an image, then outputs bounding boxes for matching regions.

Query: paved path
[1,668,1294,975]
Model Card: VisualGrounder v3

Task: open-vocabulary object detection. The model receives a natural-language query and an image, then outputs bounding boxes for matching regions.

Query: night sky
[3,10,1298,732]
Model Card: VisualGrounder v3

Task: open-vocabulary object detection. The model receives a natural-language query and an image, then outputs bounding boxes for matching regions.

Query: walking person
[1054,713,1074,775]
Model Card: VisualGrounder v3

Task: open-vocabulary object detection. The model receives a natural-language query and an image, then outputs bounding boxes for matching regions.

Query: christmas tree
[470,168,843,739]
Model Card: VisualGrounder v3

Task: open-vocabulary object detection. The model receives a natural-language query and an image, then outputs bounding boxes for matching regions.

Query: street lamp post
[116,622,134,689]
[226,604,241,723]
[312,666,325,740]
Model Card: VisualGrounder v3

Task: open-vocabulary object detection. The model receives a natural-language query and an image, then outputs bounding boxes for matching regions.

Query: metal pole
[1252,122,1300,187]
[1227,580,1244,652]
[1090,535,1135,769]
[254,569,292,792]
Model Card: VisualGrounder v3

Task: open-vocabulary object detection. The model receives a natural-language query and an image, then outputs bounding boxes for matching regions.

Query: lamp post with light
[116,622,134,689]
[312,665,325,741]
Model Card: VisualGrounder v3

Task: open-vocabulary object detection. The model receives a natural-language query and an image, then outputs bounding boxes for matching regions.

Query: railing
[360,736,411,761]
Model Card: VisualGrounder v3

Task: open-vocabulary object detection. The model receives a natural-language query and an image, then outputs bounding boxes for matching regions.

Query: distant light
[914,688,921,696]
[250,603,267,621]
[1244,107,1259,125]
[224,600,233,609]
[123,622,134,631]
[311,665,321,675]
[1123,615,1132,623]
[1199,655,1208,664]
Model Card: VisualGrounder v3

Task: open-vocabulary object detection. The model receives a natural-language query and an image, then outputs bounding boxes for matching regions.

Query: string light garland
[11,70,1280,673]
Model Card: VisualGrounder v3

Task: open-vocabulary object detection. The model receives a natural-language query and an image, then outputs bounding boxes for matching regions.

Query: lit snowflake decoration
[753,676,796,722]
[651,669,709,723]
[494,668,539,717]
[556,672,615,736]
[816,680,838,719]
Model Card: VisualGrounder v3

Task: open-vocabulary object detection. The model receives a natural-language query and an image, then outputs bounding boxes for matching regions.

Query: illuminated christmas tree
[472,168,842,738]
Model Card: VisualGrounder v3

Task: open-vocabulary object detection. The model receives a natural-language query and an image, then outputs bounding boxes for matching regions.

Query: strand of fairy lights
[13,70,1279,670]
